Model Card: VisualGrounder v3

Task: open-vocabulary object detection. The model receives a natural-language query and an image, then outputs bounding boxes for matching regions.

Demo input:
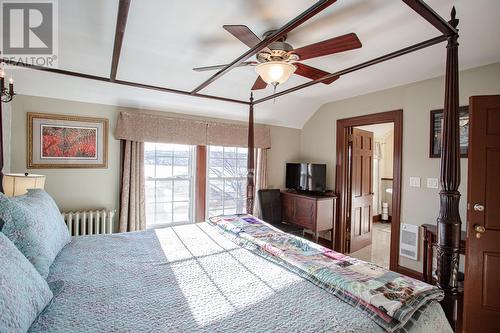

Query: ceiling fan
[193,25,362,91]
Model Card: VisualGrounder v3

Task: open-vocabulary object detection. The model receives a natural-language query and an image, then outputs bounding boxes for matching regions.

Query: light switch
[409,177,421,187]
[427,178,439,189]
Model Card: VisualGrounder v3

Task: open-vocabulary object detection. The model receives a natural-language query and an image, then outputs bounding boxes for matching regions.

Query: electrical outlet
[409,177,421,187]
[427,178,439,189]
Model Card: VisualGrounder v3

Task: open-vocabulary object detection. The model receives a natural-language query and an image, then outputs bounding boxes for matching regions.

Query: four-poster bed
[0,0,463,330]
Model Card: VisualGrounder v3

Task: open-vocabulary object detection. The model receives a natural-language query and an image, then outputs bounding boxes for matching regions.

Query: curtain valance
[114,111,271,148]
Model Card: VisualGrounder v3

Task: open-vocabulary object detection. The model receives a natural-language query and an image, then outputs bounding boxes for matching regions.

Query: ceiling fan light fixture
[255,61,296,87]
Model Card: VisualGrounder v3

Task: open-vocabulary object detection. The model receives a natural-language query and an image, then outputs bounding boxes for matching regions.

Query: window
[144,143,195,228]
[207,146,248,217]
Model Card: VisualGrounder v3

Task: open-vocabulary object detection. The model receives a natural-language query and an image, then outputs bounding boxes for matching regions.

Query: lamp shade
[2,173,46,197]
[255,61,296,86]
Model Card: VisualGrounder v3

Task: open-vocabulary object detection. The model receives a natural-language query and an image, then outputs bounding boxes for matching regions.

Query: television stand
[280,191,337,243]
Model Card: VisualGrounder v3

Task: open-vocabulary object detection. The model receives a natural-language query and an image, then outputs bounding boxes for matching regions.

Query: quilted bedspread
[29,222,452,333]
[208,215,446,332]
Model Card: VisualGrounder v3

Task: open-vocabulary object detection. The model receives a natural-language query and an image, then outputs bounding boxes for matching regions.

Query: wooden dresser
[280,191,336,242]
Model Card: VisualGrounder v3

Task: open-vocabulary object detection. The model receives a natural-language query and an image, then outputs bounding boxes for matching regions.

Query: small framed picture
[28,113,108,168]
[429,106,469,158]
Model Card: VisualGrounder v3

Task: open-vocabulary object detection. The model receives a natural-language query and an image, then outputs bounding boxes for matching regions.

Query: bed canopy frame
[0,0,462,329]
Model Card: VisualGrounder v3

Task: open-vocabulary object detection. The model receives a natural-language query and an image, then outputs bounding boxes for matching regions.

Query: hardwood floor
[303,232,333,249]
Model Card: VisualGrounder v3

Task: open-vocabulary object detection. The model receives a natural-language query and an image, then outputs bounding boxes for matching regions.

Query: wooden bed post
[436,7,460,329]
[246,93,255,214]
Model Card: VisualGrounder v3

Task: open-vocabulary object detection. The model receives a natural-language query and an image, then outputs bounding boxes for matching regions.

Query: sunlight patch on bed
[154,223,305,326]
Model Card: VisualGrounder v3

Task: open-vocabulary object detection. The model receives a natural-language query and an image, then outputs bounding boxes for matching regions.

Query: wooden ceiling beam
[1,58,249,105]
[190,0,337,94]
[110,0,131,81]
[401,0,457,36]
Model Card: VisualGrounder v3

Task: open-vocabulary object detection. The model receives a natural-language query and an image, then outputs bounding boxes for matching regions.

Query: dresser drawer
[293,199,316,229]
[281,193,295,223]
[280,191,336,237]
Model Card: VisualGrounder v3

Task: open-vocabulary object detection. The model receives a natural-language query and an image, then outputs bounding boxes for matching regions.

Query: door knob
[474,224,485,238]
[473,204,485,212]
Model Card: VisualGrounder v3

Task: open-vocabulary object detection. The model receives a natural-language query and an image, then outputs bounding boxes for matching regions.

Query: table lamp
[2,173,46,197]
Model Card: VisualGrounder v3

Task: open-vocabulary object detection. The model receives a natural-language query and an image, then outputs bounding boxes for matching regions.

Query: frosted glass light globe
[255,61,296,86]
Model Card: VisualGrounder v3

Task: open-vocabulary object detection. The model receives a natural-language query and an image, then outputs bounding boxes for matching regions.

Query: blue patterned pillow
[0,232,53,332]
[0,189,71,278]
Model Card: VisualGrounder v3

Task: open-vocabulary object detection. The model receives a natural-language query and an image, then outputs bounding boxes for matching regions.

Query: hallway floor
[350,222,391,269]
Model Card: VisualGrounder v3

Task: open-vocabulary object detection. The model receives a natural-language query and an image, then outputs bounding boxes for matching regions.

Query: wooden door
[349,128,374,253]
[464,95,500,332]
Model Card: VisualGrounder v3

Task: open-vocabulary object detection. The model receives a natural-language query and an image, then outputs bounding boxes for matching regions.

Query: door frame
[335,110,415,276]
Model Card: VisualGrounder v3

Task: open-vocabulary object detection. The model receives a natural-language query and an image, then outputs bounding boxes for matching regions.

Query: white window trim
[145,143,196,229]
[205,146,248,218]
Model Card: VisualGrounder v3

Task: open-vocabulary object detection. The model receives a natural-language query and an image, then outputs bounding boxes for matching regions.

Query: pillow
[0,232,53,333]
[0,189,71,278]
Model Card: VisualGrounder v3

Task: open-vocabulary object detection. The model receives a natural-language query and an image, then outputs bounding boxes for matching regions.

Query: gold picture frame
[27,112,108,169]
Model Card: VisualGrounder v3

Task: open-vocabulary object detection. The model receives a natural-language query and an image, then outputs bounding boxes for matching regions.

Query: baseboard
[303,233,333,249]
[373,214,392,223]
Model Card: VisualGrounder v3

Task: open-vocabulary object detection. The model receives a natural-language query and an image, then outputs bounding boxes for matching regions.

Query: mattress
[30,223,452,333]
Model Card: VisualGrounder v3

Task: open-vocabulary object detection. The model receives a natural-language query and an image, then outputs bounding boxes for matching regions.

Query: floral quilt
[208,214,444,332]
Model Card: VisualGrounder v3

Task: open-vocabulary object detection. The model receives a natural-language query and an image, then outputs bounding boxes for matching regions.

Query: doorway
[349,123,394,269]
[335,110,405,274]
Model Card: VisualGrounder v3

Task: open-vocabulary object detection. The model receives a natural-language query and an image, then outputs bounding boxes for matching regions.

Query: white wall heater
[399,223,419,260]
[62,209,115,236]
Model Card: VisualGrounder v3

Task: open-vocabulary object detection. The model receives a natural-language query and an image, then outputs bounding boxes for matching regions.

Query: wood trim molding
[110,0,131,80]
[395,265,424,281]
[372,214,392,223]
[0,58,250,106]
[1,2,452,108]
[195,145,207,222]
[335,109,403,273]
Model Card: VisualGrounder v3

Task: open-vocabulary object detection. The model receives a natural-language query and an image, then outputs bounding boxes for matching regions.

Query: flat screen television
[286,163,327,192]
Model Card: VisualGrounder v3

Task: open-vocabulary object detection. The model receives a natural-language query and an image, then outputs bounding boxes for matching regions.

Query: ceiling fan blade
[193,61,257,72]
[293,33,362,61]
[294,63,339,84]
[251,76,268,90]
[223,25,263,48]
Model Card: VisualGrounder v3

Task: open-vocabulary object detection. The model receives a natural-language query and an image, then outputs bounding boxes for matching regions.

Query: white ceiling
[5,0,500,128]
[356,123,394,139]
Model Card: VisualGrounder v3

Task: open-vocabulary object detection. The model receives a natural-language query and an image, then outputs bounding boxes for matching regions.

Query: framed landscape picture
[429,106,469,158]
[28,113,108,168]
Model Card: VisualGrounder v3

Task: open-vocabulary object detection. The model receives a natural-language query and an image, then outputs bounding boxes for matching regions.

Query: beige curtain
[119,140,146,232]
[253,148,268,217]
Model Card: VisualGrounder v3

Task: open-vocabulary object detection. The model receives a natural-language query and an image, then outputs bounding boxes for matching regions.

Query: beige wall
[380,130,394,180]
[267,126,301,189]
[10,95,301,214]
[11,96,122,212]
[300,62,500,272]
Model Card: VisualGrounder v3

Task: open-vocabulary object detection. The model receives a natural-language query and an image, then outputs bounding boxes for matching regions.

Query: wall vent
[399,223,419,260]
